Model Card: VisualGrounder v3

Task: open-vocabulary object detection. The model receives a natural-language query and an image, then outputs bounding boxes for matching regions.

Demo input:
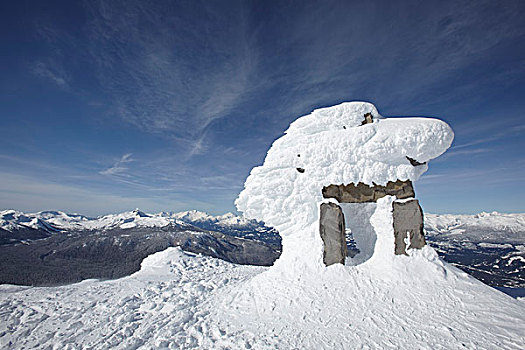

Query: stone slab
[392,199,425,255]
[319,202,347,266]
[322,180,415,203]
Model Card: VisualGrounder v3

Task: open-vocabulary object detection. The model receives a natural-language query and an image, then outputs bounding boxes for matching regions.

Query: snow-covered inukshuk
[236,102,453,270]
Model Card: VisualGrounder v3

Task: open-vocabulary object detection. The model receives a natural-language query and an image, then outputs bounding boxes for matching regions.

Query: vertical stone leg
[392,199,425,255]
[320,202,347,266]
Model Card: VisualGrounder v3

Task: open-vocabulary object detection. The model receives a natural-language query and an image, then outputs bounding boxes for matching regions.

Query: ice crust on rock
[236,101,454,271]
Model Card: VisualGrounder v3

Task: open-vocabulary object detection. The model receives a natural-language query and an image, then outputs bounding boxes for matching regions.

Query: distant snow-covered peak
[88,210,170,230]
[1,209,43,231]
[171,210,213,223]
[0,208,273,237]
[0,209,170,232]
[215,212,253,227]
[171,210,259,229]
[425,212,525,235]
[131,208,150,217]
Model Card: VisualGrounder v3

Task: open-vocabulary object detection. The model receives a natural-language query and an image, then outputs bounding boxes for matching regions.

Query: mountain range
[1,209,523,296]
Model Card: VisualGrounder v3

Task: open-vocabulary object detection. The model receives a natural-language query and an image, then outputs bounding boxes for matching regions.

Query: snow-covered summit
[172,210,254,228]
[0,209,171,232]
[426,212,525,235]
[0,208,279,245]
[0,209,60,232]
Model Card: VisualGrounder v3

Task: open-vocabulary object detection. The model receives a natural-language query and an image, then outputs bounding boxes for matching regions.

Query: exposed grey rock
[361,112,373,125]
[406,156,426,166]
[392,199,425,255]
[322,180,415,203]
[319,202,347,266]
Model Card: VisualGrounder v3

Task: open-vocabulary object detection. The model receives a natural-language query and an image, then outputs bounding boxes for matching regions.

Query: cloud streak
[84,0,258,157]
[33,61,70,89]
[99,153,134,176]
[0,171,198,216]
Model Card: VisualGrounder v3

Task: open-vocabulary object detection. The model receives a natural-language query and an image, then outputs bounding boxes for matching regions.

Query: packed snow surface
[2,246,524,349]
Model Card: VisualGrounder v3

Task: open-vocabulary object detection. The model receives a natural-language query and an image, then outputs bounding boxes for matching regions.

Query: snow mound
[216,247,525,349]
[236,101,454,271]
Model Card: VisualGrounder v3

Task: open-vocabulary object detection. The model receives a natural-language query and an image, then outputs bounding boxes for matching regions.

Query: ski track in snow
[1,247,525,350]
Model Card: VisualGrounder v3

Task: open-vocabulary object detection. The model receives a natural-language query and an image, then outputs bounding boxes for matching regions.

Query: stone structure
[320,180,425,266]
[322,180,415,203]
[392,199,425,254]
[319,203,347,266]
[236,102,454,270]
[361,112,374,125]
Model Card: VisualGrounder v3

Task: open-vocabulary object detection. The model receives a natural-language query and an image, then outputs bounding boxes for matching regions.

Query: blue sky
[1,0,524,216]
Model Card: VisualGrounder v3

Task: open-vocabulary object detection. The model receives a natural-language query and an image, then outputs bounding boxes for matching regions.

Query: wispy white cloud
[188,133,207,157]
[268,0,525,112]
[33,61,70,89]
[0,171,197,216]
[84,0,258,157]
[419,163,525,186]
[433,147,492,163]
[450,118,525,151]
[30,19,78,90]
[99,153,134,176]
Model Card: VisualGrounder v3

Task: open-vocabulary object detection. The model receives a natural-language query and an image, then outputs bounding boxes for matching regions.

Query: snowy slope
[425,212,525,290]
[1,246,524,349]
[0,248,265,349]
[425,212,525,240]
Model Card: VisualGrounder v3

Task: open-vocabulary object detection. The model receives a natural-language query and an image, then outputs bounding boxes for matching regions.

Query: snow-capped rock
[226,101,525,348]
